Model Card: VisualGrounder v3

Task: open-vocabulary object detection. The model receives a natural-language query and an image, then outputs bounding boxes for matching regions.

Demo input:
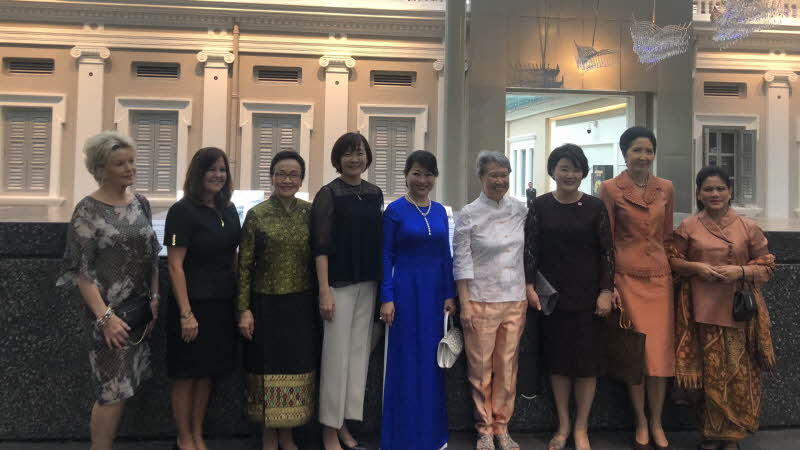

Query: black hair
[695,165,733,211]
[404,150,439,177]
[183,147,232,210]
[619,126,657,157]
[547,144,589,179]
[330,132,372,173]
[270,150,306,180]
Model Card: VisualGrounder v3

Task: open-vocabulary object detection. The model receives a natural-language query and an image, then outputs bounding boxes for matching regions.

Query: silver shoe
[496,433,520,450]
[477,433,496,450]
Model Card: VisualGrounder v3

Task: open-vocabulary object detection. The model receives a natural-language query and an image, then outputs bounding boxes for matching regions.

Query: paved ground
[1,429,798,450]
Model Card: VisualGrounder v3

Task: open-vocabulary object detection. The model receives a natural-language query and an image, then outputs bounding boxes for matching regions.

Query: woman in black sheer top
[312,132,383,450]
[524,144,615,450]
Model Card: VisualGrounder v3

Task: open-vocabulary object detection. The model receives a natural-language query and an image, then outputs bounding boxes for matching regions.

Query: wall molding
[696,51,800,72]
[238,100,314,196]
[0,1,444,38]
[113,97,192,206]
[0,92,67,206]
[0,25,444,60]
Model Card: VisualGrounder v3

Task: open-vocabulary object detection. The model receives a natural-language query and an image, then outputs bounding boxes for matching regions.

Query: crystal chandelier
[630,0,691,68]
[712,0,781,48]
[575,0,619,72]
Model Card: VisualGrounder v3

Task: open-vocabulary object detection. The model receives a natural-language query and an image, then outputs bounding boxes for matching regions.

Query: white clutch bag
[437,312,463,369]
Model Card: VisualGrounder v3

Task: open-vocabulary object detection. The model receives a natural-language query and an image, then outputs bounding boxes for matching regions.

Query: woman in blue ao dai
[379,150,456,450]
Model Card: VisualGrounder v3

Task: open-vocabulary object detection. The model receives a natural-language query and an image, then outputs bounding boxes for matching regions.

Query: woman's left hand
[715,265,744,283]
[443,298,456,315]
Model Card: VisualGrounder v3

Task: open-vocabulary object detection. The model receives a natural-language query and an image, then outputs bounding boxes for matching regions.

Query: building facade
[0,0,445,210]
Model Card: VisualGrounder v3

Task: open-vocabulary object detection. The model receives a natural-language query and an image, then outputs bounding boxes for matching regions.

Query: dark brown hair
[183,147,233,210]
[330,132,372,173]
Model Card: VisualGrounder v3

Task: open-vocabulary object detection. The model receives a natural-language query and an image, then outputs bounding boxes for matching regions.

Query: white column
[319,55,355,185]
[434,59,445,203]
[197,50,234,150]
[763,70,796,220]
[70,46,110,205]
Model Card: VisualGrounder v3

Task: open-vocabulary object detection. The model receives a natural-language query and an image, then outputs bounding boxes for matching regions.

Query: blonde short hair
[83,131,136,183]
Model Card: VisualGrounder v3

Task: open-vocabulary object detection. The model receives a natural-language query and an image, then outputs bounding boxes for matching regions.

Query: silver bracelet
[96,307,113,330]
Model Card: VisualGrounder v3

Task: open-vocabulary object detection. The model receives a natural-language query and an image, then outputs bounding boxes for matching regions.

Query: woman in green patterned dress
[238,151,317,450]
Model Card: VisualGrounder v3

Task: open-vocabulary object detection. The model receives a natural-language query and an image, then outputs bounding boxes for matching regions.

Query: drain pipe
[228,22,241,188]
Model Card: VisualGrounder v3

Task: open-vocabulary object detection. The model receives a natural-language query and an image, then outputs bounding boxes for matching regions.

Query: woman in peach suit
[599,127,674,450]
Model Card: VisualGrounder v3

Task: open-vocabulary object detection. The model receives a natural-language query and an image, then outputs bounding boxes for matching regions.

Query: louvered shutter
[369,119,391,194]
[131,110,178,194]
[3,107,52,193]
[369,117,415,198]
[252,114,299,192]
[740,131,756,205]
[391,120,413,197]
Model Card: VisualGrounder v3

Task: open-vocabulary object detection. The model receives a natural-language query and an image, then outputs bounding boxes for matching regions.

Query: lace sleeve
[523,201,539,284]
[311,186,335,256]
[57,200,99,289]
[596,202,615,291]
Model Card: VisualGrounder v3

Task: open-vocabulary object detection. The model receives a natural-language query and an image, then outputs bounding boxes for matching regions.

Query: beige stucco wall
[0,45,78,204]
[348,58,439,175]
[102,49,205,183]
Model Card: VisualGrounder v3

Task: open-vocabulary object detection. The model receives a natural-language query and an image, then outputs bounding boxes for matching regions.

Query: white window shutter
[369,117,415,198]
[27,110,52,192]
[391,120,413,197]
[131,110,178,194]
[369,119,391,194]
[741,131,756,205]
[3,107,52,193]
[154,114,178,194]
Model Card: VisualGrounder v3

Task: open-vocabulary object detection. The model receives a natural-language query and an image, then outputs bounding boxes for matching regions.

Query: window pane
[721,155,735,178]
[720,132,735,153]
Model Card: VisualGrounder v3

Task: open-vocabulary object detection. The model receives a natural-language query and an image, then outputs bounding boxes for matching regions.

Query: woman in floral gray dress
[57,131,160,450]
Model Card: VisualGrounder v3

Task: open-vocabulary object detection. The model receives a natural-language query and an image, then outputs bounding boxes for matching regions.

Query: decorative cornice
[0,2,444,38]
[433,59,444,72]
[319,55,356,69]
[70,46,110,63]
[764,70,799,84]
[0,26,443,61]
[197,50,235,68]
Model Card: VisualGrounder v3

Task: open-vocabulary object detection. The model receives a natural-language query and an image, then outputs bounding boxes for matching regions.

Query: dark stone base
[2,257,799,440]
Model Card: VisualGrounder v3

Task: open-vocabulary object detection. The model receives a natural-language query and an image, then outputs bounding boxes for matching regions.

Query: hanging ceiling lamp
[575,0,619,72]
[712,0,781,48]
[630,0,691,68]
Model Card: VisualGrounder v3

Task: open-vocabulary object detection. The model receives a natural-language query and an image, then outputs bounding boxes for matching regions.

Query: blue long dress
[380,197,456,450]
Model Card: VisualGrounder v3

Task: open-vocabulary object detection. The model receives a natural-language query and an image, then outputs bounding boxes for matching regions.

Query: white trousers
[318,281,377,428]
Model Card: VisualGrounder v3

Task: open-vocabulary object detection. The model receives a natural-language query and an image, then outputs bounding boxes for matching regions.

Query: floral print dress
[57,193,161,405]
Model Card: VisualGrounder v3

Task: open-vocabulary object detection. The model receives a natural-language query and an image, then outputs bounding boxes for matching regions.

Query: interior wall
[238,54,325,195]
[102,49,205,182]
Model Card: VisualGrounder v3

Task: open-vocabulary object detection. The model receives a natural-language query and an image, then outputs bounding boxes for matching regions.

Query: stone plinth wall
[1,223,799,440]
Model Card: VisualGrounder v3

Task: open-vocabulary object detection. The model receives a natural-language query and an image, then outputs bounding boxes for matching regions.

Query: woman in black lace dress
[524,144,615,450]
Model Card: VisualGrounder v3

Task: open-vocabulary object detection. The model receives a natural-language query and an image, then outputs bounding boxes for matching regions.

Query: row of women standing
[59,126,776,450]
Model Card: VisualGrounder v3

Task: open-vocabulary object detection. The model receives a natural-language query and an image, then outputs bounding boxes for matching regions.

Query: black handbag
[606,306,646,385]
[732,287,756,322]
[115,294,153,330]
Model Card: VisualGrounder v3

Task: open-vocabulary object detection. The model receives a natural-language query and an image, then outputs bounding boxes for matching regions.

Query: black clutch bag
[115,294,153,330]
[732,288,756,322]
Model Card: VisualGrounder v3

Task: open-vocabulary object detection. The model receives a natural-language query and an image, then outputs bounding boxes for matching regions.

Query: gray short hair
[475,150,512,177]
[83,131,136,183]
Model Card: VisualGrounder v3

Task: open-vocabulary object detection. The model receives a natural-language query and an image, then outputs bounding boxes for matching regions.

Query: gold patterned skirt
[243,291,319,428]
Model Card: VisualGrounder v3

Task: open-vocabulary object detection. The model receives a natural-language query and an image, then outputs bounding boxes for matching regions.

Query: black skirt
[542,308,607,378]
[166,296,236,379]
[243,291,318,374]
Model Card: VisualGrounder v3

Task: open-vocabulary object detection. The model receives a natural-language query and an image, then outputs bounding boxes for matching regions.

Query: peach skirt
[615,273,675,377]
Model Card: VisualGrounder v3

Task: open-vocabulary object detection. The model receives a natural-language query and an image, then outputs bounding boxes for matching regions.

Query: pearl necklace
[405,194,432,236]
